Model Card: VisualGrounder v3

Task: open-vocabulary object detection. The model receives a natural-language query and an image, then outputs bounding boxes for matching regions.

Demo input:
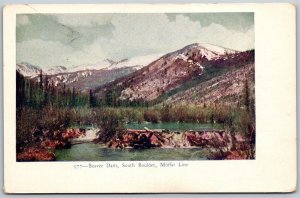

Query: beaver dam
[54,127,254,161]
[17,124,254,161]
[105,128,242,149]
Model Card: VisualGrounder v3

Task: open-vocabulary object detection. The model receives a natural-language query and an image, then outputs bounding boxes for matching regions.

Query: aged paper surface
[3,3,296,193]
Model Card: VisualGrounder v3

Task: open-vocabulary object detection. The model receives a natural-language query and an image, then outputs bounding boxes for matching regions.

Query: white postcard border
[3,3,296,193]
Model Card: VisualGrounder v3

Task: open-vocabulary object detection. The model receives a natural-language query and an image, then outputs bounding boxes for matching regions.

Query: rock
[71,128,98,144]
[106,129,249,151]
[108,130,164,149]
[62,128,85,140]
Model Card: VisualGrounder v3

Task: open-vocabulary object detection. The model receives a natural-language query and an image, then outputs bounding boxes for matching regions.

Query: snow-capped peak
[197,43,237,55]
[105,53,164,70]
[44,66,68,75]
[65,61,109,73]
[16,43,237,79]
[16,63,42,78]
[40,53,161,75]
[173,43,238,62]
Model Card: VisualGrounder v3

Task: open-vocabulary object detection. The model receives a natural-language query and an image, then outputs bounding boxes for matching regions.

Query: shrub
[122,108,144,123]
[143,108,160,123]
[16,108,37,151]
[160,104,172,122]
[96,110,125,143]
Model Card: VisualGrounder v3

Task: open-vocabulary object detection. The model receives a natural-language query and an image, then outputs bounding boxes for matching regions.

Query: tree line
[16,71,153,109]
[17,71,91,108]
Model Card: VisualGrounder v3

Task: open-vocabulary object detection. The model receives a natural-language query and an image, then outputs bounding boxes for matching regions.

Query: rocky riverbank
[107,128,254,159]
[17,127,254,161]
[108,129,243,149]
[17,128,85,161]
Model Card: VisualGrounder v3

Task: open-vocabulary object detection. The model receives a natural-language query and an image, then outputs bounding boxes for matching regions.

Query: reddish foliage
[225,151,248,160]
[61,128,84,140]
[183,131,229,147]
[17,128,86,161]
[17,147,55,161]
[40,140,66,149]
[39,128,84,149]
[108,130,165,149]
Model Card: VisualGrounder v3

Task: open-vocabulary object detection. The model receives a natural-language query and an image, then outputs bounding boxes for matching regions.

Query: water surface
[55,143,210,161]
[55,122,220,161]
[126,122,222,131]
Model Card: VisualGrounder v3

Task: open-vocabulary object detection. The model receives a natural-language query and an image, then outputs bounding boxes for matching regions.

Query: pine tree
[71,87,76,107]
[89,89,97,107]
[16,71,25,107]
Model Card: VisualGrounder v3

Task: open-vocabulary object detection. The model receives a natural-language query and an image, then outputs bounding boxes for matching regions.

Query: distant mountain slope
[98,43,251,103]
[17,63,42,77]
[27,67,137,92]
[45,66,68,75]
[51,67,137,91]
[66,53,162,72]
[16,53,162,92]
[17,63,68,77]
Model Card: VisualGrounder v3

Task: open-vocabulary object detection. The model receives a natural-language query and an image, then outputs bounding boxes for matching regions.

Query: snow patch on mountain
[16,63,42,78]
[59,53,162,73]
[106,53,164,70]
[173,43,238,62]
[67,60,111,73]
[16,43,236,80]
[198,43,237,55]
[45,66,68,75]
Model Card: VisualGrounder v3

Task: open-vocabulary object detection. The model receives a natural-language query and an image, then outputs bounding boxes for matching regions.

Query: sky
[16,13,254,68]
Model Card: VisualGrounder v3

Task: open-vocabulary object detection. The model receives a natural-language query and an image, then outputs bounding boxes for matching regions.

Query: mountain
[17,63,68,77]
[44,66,68,75]
[16,63,42,78]
[16,53,162,92]
[64,53,162,73]
[16,64,138,92]
[17,43,254,103]
[17,53,162,76]
[106,53,163,70]
[40,67,137,91]
[98,43,250,103]
[164,62,254,107]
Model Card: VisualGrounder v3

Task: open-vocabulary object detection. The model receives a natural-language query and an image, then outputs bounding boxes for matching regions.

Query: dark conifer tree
[89,89,97,107]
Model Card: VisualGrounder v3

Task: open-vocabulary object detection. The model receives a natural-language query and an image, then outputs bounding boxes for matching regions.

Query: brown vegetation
[17,147,55,161]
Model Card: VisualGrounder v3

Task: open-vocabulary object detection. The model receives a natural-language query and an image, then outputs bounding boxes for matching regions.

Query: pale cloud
[95,14,253,58]
[55,14,113,27]
[17,39,106,68]
[107,14,202,56]
[197,23,254,51]
[17,39,73,67]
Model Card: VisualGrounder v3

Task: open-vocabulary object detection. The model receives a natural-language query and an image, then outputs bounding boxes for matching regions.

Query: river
[127,122,223,131]
[55,143,210,161]
[55,122,220,161]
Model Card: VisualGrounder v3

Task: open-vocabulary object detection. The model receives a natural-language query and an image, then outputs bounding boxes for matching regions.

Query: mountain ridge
[96,43,252,105]
[16,53,163,92]
[16,43,254,104]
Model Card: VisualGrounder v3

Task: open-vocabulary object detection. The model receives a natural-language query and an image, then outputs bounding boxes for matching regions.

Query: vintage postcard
[3,3,296,193]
